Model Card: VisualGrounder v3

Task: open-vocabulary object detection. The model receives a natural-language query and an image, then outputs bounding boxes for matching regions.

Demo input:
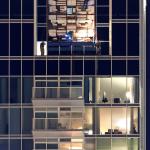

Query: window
[0,140,8,149]
[0,24,9,56]
[0,60,8,75]
[22,77,33,103]
[0,77,8,103]
[128,60,139,75]
[84,108,93,135]
[10,24,21,56]
[0,0,9,19]
[59,60,71,75]
[22,108,33,134]
[112,23,126,56]
[22,139,33,150]
[128,23,139,56]
[22,60,33,75]
[10,108,21,134]
[72,60,83,75]
[35,60,46,75]
[97,60,111,75]
[0,109,8,135]
[10,60,21,75]
[112,60,126,75]
[47,60,58,75]
[10,0,21,19]
[22,0,33,19]
[128,0,139,19]
[22,24,33,56]
[67,7,74,15]
[112,0,126,19]
[37,7,46,23]
[10,140,21,150]
[97,7,109,23]
[95,78,111,103]
[84,60,95,75]
[10,77,21,103]
[97,138,111,150]
[38,27,46,41]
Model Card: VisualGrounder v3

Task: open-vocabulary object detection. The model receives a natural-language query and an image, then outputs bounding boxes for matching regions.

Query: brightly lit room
[88,77,139,104]
[84,107,139,135]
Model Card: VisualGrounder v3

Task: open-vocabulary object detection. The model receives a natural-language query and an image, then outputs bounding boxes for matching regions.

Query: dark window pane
[112,0,126,19]
[112,60,126,75]
[35,60,46,75]
[72,60,83,75]
[0,140,8,149]
[0,77,8,103]
[101,42,109,55]
[37,0,47,5]
[10,140,21,150]
[0,109,8,134]
[35,144,46,149]
[10,0,21,19]
[112,23,126,56]
[97,0,109,5]
[22,139,33,150]
[128,0,139,19]
[128,60,139,75]
[47,60,58,75]
[22,60,33,75]
[22,109,33,134]
[38,27,47,41]
[47,144,58,149]
[37,7,46,23]
[84,60,95,75]
[0,24,8,56]
[22,77,33,103]
[128,23,139,56]
[60,60,71,75]
[97,7,109,23]
[10,77,21,103]
[10,24,21,56]
[0,0,9,19]
[10,60,21,75]
[22,0,33,19]
[35,113,46,118]
[10,108,21,134]
[97,60,111,75]
[0,60,8,75]
[97,27,109,41]
[22,24,33,56]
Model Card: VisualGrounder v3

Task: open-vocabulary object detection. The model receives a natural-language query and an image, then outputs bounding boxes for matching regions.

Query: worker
[96,40,101,55]
[40,41,45,56]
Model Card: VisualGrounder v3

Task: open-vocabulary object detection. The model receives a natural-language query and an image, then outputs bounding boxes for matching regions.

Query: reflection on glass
[97,138,111,150]
[112,108,126,134]
[127,138,139,150]
[127,108,138,134]
[35,119,45,130]
[112,138,127,150]
[95,78,111,103]
[112,77,126,102]
[85,138,95,150]
[127,78,139,103]
[71,88,83,99]
[84,108,93,135]
[71,119,83,129]
[100,108,111,135]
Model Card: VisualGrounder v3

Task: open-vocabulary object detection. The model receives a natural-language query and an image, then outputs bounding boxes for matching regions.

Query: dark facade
[0,0,146,150]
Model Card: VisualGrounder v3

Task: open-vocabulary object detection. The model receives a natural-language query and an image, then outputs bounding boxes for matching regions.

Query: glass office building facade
[0,0,146,150]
